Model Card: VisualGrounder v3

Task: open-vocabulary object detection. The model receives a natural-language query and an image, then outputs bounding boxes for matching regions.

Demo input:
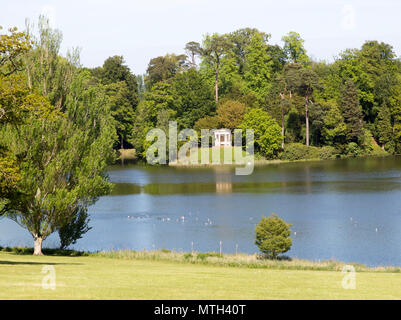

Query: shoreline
[115,148,393,168]
[3,247,400,273]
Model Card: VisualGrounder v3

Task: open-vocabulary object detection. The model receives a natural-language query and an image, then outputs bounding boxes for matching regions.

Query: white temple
[213,129,232,147]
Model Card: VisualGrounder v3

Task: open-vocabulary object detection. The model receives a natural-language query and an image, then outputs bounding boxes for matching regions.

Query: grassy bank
[118,148,137,161]
[1,249,401,299]
[93,249,401,273]
[169,146,252,167]
[167,145,390,168]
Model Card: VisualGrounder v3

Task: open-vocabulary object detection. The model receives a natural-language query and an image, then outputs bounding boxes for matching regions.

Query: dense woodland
[101,26,401,161]
[1,16,401,253]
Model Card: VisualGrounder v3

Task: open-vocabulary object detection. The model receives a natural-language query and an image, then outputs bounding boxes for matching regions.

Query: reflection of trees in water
[305,165,311,194]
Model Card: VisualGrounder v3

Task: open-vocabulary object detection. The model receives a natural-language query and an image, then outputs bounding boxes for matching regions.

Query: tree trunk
[215,69,219,102]
[33,236,44,256]
[191,54,196,69]
[281,101,285,149]
[279,91,289,149]
[305,98,310,147]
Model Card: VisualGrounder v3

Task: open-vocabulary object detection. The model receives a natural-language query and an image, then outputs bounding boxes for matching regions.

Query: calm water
[2,156,401,267]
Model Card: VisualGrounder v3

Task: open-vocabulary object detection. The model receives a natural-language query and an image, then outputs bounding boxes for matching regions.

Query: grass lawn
[169,147,253,166]
[1,251,401,299]
[118,148,137,161]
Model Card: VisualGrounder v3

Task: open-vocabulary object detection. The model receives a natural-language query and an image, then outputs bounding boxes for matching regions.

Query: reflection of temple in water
[214,167,233,193]
[216,181,232,193]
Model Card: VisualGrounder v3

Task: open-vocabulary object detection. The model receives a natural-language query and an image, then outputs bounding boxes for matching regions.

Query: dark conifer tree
[341,80,364,143]
[376,104,393,151]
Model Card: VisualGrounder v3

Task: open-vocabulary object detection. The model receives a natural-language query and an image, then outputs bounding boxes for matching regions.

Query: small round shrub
[255,214,292,259]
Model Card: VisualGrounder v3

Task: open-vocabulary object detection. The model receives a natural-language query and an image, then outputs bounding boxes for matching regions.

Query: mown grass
[1,250,401,299]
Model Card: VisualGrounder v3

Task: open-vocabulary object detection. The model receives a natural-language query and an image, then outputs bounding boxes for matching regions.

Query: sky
[1,0,401,75]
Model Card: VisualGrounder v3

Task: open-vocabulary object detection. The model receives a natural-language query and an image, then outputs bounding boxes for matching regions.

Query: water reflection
[3,156,401,266]
[215,167,232,194]
[111,177,401,196]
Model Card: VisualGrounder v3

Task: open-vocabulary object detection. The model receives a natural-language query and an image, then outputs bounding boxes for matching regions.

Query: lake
[2,156,401,267]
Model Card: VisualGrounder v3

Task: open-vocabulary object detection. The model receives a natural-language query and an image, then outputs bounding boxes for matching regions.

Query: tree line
[1,17,401,253]
[131,29,401,160]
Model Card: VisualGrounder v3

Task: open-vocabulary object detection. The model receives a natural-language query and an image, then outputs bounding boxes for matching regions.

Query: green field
[1,251,401,299]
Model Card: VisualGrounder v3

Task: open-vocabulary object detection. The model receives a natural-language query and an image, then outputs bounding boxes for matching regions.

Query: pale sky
[1,0,401,75]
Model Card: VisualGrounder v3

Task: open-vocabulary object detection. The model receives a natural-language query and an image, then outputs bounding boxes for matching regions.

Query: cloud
[341,4,356,31]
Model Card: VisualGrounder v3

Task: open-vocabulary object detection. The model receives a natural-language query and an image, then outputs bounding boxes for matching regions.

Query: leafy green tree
[266,44,286,74]
[359,41,397,120]
[0,152,20,214]
[341,80,364,143]
[268,73,293,148]
[0,26,32,76]
[322,105,347,146]
[200,33,232,102]
[284,64,320,146]
[185,41,202,69]
[255,213,292,259]
[240,108,282,158]
[24,16,78,110]
[391,71,401,152]
[285,106,303,143]
[146,53,186,87]
[3,70,116,255]
[59,206,91,250]
[243,32,273,103]
[141,81,175,125]
[136,74,146,100]
[130,101,154,157]
[228,28,270,75]
[104,81,135,149]
[101,56,138,100]
[130,81,176,157]
[309,103,329,146]
[194,115,221,131]
[0,25,55,215]
[92,55,138,148]
[376,104,394,151]
[282,31,309,65]
[216,100,246,131]
[172,69,216,128]
[337,41,398,123]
